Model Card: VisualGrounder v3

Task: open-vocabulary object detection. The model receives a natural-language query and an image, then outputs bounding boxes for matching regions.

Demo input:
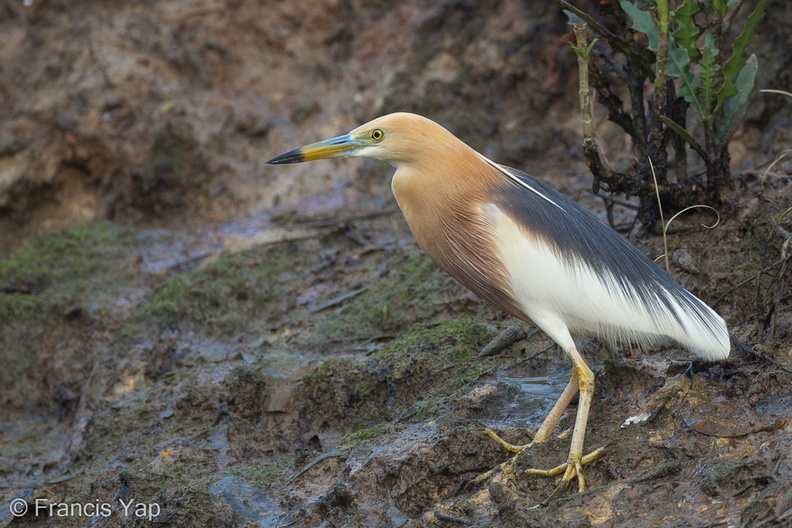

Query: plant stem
[574,24,595,141]
[646,0,670,185]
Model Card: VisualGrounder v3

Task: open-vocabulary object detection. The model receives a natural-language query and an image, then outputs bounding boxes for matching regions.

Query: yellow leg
[528,348,601,493]
[470,371,580,485]
[473,344,605,495]
[483,370,580,452]
[530,370,581,444]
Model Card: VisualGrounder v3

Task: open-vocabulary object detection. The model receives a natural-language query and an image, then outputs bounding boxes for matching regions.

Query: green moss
[315,256,465,343]
[377,316,494,358]
[0,293,44,320]
[341,422,388,444]
[300,356,359,385]
[83,468,217,526]
[373,317,496,394]
[0,220,139,301]
[0,221,146,396]
[130,243,309,337]
[84,433,101,455]
[411,398,439,420]
[0,439,45,457]
[229,460,292,488]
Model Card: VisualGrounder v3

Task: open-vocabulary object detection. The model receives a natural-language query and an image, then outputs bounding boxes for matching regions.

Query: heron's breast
[391,178,524,319]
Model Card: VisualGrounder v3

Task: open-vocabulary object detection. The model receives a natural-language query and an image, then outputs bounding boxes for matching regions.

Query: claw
[524,446,606,493]
[469,429,534,486]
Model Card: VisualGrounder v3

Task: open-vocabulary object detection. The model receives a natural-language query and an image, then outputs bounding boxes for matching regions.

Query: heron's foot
[524,446,606,495]
[472,427,605,499]
[468,428,536,485]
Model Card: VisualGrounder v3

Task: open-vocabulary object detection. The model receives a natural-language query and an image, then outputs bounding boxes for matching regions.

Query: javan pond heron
[267,112,730,494]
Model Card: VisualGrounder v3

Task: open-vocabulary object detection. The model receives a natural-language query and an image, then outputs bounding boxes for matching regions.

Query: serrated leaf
[671,0,702,61]
[620,1,659,51]
[668,42,705,118]
[718,82,740,110]
[721,0,766,106]
[717,0,765,110]
[716,54,758,146]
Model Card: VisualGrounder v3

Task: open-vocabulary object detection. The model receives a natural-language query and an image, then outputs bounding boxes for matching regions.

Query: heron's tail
[668,293,730,361]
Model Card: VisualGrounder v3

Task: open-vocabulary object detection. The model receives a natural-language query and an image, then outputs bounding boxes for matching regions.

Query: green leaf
[716,54,758,146]
[712,0,741,17]
[585,38,599,57]
[661,116,708,160]
[620,1,659,51]
[718,81,740,108]
[712,0,728,17]
[724,0,765,77]
[569,38,600,59]
[668,42,704,118]
[671,0,702,61]
[719,0,766,107]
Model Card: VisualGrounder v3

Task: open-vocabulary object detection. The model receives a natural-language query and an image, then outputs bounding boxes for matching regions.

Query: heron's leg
[524,347,604,493]
[472,346,604,494]
[482,371,579,453]
[470,371,581,486]
[530,370,581,443]
[473,372,581,482]
[472,316,605,495]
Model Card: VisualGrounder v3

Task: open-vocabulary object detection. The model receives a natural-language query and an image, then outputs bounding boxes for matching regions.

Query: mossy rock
[297,317,500,432]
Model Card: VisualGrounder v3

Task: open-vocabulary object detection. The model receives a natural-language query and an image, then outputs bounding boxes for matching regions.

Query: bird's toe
[483,428,535,453]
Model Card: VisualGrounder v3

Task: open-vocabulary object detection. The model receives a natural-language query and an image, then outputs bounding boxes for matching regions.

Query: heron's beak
[266,134,364,164]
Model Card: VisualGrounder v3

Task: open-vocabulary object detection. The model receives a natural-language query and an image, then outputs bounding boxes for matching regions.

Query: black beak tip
[266,149,304,165]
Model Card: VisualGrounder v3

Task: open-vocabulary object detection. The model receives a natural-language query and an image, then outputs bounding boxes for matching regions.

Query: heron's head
[266,113,456,168]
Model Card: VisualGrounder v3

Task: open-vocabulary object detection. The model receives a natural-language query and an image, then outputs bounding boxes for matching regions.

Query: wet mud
[1,1,791,527]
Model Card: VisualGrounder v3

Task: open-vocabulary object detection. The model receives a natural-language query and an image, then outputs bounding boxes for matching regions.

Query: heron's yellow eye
[370,129,385,141]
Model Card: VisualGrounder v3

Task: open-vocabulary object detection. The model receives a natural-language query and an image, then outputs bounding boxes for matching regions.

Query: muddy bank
[1,173,791,526]
[1,0,792,527]
[2,0,790,252]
